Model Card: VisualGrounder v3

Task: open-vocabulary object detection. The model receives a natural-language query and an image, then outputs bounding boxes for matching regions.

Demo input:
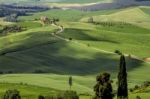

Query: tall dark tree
[69,76,73,90]
[94,72,113,99]
[117,55,128,99]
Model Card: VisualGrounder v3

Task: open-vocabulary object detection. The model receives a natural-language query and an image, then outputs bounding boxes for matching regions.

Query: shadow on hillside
[0,30,60,56]
[60,28,119,44]
[0,35,144,75]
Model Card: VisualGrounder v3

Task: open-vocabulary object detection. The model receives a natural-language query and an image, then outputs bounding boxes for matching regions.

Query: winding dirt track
[51,23,149,63]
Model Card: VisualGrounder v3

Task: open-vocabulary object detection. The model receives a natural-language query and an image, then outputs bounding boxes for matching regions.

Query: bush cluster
[3,89,21,99]
[38,91,79,99]
[0,25,25,34]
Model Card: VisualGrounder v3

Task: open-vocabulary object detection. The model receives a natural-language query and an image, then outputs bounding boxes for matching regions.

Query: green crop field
[0,1,150,98]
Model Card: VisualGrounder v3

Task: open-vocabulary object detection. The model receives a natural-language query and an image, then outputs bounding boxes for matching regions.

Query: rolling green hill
[0,5,149,99]
[81,7,150,28]
[0,21,149,74]
[81,6,150,29]
[140,6,150,15]
[0,7,150,74]
[59,22,150,58]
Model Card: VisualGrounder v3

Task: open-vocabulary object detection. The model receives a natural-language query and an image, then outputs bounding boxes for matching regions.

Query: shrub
[87,17,94,23]
[69,38,72,41]
[57,91,79,99]
[63,91,79,99]
[136,96,141,99]
[3,89,21,99]
[1,25,25,34]
[143,81,150,87]
[38,95,45,99]
[129,88,133,92]
[114,50,122,55]
[134,85,140,90]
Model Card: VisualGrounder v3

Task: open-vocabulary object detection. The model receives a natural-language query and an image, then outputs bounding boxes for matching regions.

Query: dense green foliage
[58,91,79,99]
[94,73,113,99]
[3,89,21,99]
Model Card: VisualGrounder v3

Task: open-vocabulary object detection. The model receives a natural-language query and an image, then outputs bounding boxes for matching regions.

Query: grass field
[19,9,121,22]
[0,4,150,99]
[58,21,150,58]
[0,73,149,99]
[0,83,59,99]
[16,21,42,29]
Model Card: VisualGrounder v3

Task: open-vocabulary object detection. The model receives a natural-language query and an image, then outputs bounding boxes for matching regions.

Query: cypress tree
[117,55,128,99]
[69,76,73,90]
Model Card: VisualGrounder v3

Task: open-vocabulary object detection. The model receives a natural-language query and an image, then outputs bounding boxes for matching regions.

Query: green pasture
[0,5,149,99]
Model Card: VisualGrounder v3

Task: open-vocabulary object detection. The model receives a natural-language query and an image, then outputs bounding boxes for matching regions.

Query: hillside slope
[0,20,149,74]
[81,7,150,28]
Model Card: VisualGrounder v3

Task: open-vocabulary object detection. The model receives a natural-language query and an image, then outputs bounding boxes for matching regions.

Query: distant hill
[0,4,49,17]
[0,0,102,4]
[72,0,150,11]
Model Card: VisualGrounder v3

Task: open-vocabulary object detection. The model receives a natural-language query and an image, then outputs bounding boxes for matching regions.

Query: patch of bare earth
[143,57,150,62]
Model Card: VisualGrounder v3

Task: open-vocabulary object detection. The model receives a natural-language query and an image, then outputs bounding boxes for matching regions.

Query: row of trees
[0,4,48,17]
[87,17,131,27]
[4,14,18,22]
[0,25,25,34]
[94,54,128,99]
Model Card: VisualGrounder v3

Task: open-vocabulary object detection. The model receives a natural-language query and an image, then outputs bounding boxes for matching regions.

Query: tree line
[0,4,49,17]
